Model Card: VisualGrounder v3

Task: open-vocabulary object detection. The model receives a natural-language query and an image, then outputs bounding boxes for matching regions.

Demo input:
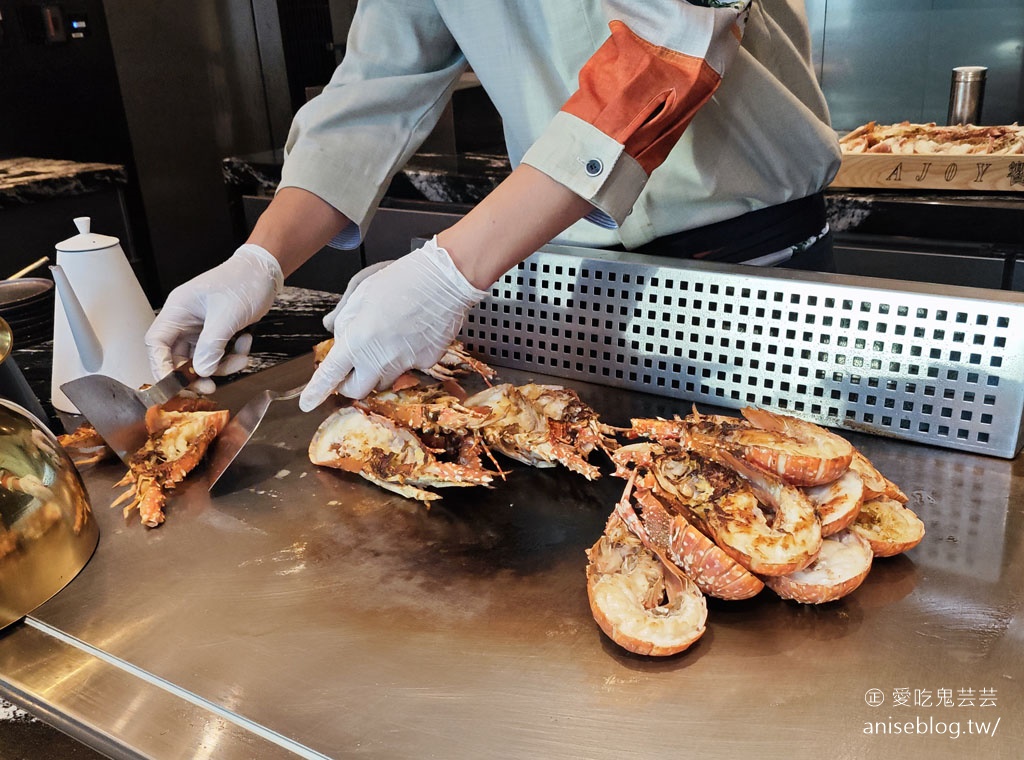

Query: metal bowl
[0,316,10,364]
[0,397,98,630]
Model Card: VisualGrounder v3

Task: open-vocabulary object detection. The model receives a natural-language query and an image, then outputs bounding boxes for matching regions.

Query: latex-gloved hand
[300,237,488,411]
[145,244,284,391]
[318,258,393,333]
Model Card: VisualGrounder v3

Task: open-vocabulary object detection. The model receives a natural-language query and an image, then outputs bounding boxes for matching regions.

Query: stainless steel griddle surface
[1,357,1021,759]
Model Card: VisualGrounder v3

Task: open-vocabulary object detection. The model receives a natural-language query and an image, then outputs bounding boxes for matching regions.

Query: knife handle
[144,361,200,405]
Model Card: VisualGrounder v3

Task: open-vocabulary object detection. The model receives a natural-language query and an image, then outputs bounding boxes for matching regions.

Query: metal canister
[947,66,986,125]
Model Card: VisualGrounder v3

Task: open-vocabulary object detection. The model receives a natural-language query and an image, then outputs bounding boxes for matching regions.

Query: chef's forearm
[438,164,594,290]
[247,187,352,277]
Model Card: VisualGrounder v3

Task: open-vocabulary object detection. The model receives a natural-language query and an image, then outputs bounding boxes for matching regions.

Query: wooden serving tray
[831,153,1024,192]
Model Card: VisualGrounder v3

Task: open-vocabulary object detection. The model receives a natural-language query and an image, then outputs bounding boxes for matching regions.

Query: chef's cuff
[327,222,363,250]
[521,111,648,228]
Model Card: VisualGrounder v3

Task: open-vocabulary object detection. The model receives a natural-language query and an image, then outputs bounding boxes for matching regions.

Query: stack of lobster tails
[586,407,924,657]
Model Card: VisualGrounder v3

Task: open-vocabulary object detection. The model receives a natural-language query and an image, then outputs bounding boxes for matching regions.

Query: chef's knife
[60,365,195,464]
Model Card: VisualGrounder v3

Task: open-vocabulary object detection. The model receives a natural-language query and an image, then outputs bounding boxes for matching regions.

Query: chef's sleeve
[521,0,752,229]
[278,0,468,249]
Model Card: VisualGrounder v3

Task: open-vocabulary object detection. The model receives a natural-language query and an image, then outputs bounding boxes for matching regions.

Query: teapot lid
[55,217,120,252]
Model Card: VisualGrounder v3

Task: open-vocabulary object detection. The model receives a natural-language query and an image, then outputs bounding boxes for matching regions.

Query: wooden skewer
[7,256,50,280]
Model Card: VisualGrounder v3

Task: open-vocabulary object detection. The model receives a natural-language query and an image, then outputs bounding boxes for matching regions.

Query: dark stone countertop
[224,150,1024,248]
[223,149,509,208]
[0,157,126,209]
[825,189,1024,247]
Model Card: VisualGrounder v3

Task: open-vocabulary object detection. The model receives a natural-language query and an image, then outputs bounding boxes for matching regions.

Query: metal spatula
[204,383,306,491]
[60,365,195,463]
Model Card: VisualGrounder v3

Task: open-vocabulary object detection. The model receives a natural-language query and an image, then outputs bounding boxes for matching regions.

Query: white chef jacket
[279,0,841,252]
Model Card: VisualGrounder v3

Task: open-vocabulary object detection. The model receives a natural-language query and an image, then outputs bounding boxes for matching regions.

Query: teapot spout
[50,265,104,372]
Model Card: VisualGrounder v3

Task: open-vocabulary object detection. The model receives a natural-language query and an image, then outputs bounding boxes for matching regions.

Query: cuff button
[584,158,603,177]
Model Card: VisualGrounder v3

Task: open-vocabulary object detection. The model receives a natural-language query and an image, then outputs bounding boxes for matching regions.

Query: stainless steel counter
[1,356,1021,759]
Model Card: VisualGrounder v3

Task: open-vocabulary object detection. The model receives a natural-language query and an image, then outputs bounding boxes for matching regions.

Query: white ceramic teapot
[50,217,155,413]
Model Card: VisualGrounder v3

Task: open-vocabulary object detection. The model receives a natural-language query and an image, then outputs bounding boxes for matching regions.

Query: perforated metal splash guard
[460,244,1024,459]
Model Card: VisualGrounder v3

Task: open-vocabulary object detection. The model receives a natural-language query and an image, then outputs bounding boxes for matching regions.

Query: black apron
[624,192,834,272]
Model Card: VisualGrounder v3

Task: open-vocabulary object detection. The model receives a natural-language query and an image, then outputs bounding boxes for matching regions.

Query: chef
[145,0,841,411]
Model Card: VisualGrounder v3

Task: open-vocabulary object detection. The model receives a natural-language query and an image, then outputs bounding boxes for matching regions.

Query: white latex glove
[319,259,393,332]
[145,243,284,383]
[300,237,488,410]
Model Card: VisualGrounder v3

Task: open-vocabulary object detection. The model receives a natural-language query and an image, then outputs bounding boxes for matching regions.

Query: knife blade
[60,365,195,464]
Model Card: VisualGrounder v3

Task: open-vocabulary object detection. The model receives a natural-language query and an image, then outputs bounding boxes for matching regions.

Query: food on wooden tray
[589,406,924,656]
[839,121,1024,155]
[111,397,229,527]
